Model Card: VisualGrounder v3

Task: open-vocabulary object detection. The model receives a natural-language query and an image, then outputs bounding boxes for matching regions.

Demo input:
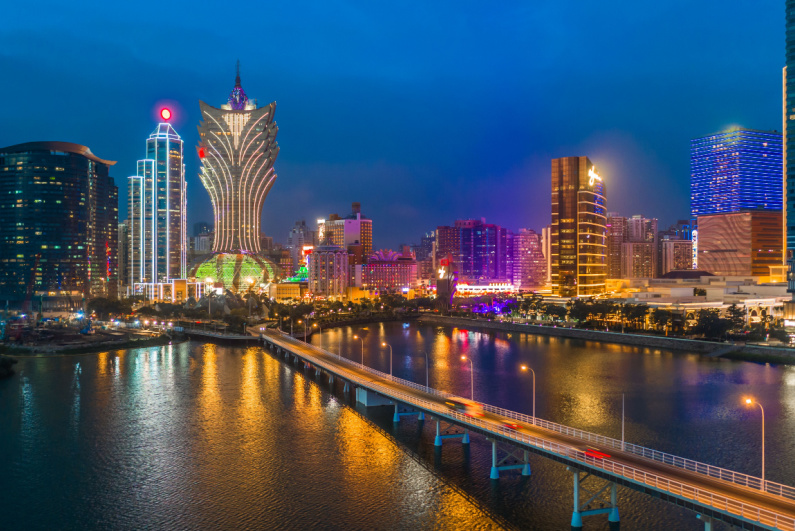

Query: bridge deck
[256,329,795,531]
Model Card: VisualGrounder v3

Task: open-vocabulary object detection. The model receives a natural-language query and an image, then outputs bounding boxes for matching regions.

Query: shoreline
[417,315,795,365]
[1,335,184,357]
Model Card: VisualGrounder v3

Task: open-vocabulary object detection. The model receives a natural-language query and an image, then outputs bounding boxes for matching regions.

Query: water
[2,322,794,530]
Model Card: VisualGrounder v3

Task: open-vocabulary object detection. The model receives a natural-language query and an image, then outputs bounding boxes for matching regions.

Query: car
[571,445,611,459]
[444,399,484,417]
[501,420,520,430]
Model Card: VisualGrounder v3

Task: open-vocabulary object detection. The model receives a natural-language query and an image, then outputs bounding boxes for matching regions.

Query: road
[254,328,795,529]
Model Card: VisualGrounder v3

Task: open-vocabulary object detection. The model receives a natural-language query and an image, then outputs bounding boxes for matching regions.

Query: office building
[541,225,552,286]
[657,220,692,276]
[434,219,509,283]
[0,141,118,306]
[691,128,782,220]
[307,243,348,298]
[191,65,280,291]
[697,211,783,277]
[606,213,627,279]
[128,111,187,287]
[118,221,129,291]
[550,156,607,297]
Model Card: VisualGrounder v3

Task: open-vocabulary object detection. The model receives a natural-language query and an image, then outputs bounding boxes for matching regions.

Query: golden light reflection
[97,351,109,377]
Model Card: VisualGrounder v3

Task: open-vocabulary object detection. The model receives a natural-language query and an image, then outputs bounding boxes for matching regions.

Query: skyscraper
[606,213,627,279]
[320,203,373,258]
[786,1,795,297]
[434,219,509,283]
[690,128,783,220]
[550,157,607,297]
[191,65,280,291]
[512,228,546,289]
[0,142,118,306]
[128,111,186,286]
[697,211,783,277]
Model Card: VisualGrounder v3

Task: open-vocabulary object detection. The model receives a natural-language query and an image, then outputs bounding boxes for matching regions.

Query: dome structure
[190,253,279,292]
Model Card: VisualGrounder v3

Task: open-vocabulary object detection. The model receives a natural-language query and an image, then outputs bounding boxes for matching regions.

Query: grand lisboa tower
[191,64,280,291]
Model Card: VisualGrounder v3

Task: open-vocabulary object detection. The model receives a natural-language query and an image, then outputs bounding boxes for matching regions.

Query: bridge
[254,328,795,530]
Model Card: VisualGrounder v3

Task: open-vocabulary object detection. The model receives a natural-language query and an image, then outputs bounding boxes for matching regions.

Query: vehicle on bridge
[570,445,612,460]
[444,398,484,417]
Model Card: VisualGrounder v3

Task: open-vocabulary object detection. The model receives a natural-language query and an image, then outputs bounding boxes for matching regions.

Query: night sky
[0,1,783,249]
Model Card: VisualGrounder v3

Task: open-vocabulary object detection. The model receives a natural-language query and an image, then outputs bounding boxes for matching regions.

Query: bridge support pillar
[393,404,400,423]
[697,515,713,531]
[328,375,334,384]
[567,467,619,530]
[355,387,392,407]
[434,420,469,447]
[488,439,530,480]
[393,405,426,423]
[434,420,443,447]
[490,441,500,480]
[522,450,531,477]
[315,368,321,378]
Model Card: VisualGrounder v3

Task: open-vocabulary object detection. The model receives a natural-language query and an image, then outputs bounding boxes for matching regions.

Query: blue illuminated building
[690,128,783,219]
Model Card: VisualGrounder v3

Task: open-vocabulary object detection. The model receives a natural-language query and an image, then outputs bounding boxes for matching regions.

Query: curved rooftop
[0,141,116,166]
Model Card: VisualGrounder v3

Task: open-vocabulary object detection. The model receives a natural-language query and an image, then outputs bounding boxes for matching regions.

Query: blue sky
[0,1,783,248]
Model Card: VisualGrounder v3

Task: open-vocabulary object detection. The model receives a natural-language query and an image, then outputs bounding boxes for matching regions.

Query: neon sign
[588,168,602,186]
[438,266,446,279]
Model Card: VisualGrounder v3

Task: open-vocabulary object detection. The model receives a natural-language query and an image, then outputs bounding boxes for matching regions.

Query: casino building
[191,64,280,291]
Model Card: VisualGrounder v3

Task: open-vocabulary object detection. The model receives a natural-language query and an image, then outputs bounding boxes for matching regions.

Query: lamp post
[745,397,766,490]
[298,319,306,340]
[461,355,474,401]
[520,364,536,425]
[353,334,365,365]
[381,342,393,379]
[206,277,213,320]
[313,322,323,351]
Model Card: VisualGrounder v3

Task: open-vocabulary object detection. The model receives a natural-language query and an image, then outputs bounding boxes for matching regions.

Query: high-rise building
[307,243,349,298]
[661,240,694,275]
[621,214,658,278]
[606,213,627,279]
[691,128,783,221]
[434,219,509,283]
[785,2,795,297]
[621,241,655,279]
[656,220,692,276]
[512,228,546,289]
[128,112,186,286]
[321,203,373,258]
[550,156,607,297]
[0,142,118,306]
[541,225,552,286]
[118,221,129,291]
[287,220,317,274]
[191,65,280,291]
[697,211,783,277]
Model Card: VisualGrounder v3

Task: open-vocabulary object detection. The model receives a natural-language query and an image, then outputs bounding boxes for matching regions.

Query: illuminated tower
[550,156,607,297]
[191,64,280,291]
[128,108,186,286]
[197,64,279,254]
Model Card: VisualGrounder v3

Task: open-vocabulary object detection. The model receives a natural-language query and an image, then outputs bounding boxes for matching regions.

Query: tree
[693,309,731,339]
[544,303,567,321]
[650,309,673,332]
[693,288,707,297]
[725,304,745,331]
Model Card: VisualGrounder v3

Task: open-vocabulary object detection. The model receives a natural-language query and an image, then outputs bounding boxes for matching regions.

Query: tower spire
[235,60,241,88]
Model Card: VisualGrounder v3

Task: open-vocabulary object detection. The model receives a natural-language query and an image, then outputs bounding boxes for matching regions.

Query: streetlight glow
[743,396,766,490]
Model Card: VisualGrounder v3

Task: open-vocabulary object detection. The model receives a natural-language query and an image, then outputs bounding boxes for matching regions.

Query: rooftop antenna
[235,60,241,87]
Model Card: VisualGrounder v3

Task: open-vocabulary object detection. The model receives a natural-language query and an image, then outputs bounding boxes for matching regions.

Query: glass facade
[0,142,118,304]
[690,128,783,219]
[551,156,607,297]
[786,1,795,292]
[128,123,186,285]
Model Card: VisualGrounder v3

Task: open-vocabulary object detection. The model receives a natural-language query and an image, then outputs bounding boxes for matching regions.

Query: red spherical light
[160,108,172,121]
[198,147,206,159]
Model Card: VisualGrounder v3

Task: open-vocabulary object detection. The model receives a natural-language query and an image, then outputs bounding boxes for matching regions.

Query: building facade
[621,241,655,279]
[307,244,348,298]
[0,142,118,305]
[512,228,546,289]
[606,213,627,279]
[550,156,607,297]
[361,249,418,292]
[697,211,783,277]
[128,118,186,286]
[691,128,783,220]
[320,203,373,258]
[191,66,280,291]
[661,239,694,275]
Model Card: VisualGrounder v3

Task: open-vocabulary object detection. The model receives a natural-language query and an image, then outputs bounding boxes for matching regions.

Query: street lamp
[520,364,536,425]
[461,355,474,401]
[297,319,306,340]
[353,334,365,365]
[206,277,213,318]
[382,342,393,379]
[312,322,323,351]
[745,397,766,490]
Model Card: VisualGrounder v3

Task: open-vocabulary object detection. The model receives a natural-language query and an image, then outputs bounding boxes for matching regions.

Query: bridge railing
[269,332,795,506]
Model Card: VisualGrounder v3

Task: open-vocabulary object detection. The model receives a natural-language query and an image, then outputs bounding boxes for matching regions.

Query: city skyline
[0,2,783,249]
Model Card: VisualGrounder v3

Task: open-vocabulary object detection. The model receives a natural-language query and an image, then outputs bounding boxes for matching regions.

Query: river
[2,321,793,530]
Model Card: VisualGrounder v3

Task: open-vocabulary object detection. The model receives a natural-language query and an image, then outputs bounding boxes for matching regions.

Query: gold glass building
[550,156,607,297]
